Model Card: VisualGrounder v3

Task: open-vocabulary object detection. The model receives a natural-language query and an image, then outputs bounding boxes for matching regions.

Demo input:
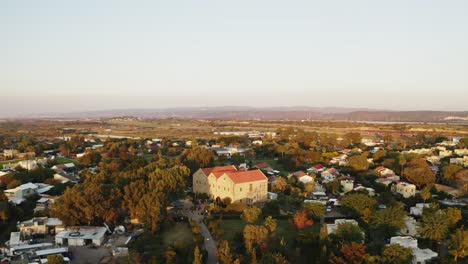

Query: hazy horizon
[2,1,468,117]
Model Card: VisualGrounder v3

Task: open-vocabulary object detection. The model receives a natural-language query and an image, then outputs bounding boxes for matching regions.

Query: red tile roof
[225,170,267,184]
[375,166,386,172]
[255,162,271,169]
[200,166,267,183]
[294,171,307,178]
[201,165,237,178]
[314,164,324,169]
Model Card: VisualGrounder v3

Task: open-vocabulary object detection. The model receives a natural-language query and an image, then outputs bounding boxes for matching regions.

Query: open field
[1,118,467,141]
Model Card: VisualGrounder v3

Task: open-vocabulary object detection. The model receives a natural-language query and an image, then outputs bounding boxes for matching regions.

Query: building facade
[193,166,268,204]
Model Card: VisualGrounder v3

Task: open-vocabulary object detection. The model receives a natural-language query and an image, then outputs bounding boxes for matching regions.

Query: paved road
[182,200,218,264]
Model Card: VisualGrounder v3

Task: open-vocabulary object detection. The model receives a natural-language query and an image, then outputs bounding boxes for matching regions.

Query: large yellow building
[193,165,268,204]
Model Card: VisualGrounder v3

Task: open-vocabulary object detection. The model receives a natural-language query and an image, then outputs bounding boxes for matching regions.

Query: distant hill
[21,107,468,123]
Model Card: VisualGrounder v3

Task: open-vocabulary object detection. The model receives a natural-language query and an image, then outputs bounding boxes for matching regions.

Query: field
[219,219,322,255]
[55,157,80,165]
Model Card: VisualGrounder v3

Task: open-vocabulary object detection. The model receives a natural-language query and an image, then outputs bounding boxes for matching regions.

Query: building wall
[193,170,268,204]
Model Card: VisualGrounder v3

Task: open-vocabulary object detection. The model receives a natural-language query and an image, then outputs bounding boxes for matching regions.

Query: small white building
[392,181,416,198]
[267,192,278,200]
[390,236,438,264]
[399,216,418,237]
[340,179,354,193]
[410,203,430,216]
[327,219,360,235]
[56,226,107,246]
[4,182,39,204]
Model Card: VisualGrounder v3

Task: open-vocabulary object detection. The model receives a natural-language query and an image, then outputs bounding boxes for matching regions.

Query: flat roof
[35,247,68,256]
[56,226,107,240]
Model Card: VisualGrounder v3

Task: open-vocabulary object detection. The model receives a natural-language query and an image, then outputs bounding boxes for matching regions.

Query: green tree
[341,193,377,223]
[381,244,413,264]
[441,164,463,182]
[218,240,233,264]
[230,153,246,166]
[419,185,432,202]
[370,206,407,238]
[445,207,462,228]
[402,158,435,187]
[243,224,269,253]
[330,222,364,245]
[348,154,369,171]
[447,227,467,262]
[302,202,325,219]
[47,255,64,264]
[193,246,203,264]
[241,206,262,223]
[418,210,450,247]
[264,216,278,233]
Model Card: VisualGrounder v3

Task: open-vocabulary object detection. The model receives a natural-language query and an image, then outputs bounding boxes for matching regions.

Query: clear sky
[1,0,467,117]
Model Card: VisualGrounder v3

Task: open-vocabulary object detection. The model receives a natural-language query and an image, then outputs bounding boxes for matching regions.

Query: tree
[340,193,377,223]
[445,207,462,228]
[370,206,407,238]
[441,164,463,182]
[243,225,269,253]
[330,222,364,245]
[302,202,325,219]
[418,210,450,245]
[292,211,313,230]
[348,154,369,171]
[230,153,245,166]
[193,246,203,264]
[341,242,367,264]
[419,185,432,202]
[271,177,287,192]
[218,240,233,264]
[241,206,262,223]
[381,244,413,264]
[447,227,467,262]
[47,255,64,264]
[344,132,362,146]
[372,150,387,162]
[264,216,278,234]
[402,158,435,187]
[165,247,177,264]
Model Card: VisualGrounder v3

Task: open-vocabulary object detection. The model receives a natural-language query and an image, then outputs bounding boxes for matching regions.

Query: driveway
[182,200,218,264]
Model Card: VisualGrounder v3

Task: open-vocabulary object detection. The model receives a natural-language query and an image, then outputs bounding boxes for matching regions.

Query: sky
[1,0,467,117]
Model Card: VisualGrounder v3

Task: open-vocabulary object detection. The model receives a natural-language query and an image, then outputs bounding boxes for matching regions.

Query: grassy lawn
[162,222,194,248]
[55,157,80,165]
[131,221,194,262]
[219,219,300,245]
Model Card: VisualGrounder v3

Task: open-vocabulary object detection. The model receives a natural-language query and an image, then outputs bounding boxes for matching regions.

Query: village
[0,122,466,264]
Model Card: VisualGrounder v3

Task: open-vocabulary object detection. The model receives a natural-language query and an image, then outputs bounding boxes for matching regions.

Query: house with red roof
[193,166,268,204]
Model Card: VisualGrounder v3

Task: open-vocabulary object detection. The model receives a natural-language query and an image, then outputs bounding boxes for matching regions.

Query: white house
[55,226,107,246]
[410,203,430,216]
[392,181,416,198]
[4,182,53,204]
[390,236,437,264]
[340,179,354,193]
[327,219,361,236]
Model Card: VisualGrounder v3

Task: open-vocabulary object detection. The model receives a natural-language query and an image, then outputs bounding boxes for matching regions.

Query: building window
[240,188,242,192]
[249,184,253,191]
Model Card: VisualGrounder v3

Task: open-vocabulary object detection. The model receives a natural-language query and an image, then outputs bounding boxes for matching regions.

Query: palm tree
[417,210,450,255]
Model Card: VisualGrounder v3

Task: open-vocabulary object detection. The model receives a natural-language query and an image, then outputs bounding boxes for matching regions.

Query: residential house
[4,182,53,204]
[290,171,314,184]
[375,166,395,177]
[454,149,468,156]
[327,219,362,237]
[340,179,354,193]
[410,203,430,216]
[392,181,416,198]
[193,166,268,204]
[55,226,107,246]
[390,236,437,264]
[433,184,461,197]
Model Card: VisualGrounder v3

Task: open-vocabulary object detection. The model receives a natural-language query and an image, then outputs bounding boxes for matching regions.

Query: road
[182,200,218,264]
